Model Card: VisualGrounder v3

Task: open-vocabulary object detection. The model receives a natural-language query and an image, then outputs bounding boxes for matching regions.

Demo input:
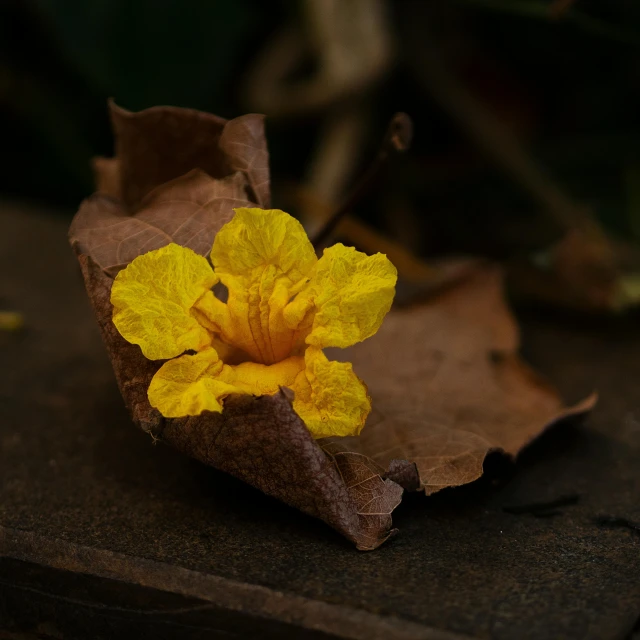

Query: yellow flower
[110,208,397,438]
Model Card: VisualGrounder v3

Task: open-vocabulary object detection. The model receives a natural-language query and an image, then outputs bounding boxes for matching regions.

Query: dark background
[3,0,640,262]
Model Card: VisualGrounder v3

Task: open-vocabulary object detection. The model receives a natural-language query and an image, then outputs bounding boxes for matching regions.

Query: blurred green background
[3,0,640,264]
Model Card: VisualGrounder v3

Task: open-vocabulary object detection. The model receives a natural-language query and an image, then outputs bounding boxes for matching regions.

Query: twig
[312,112,413,249]
[303,100,370,233]
[293,184,447,281]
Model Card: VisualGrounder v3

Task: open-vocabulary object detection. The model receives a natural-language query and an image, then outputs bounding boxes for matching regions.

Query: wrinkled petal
[148,348,236,416]
[148,348,305,418]
[224,356,305,395]
[211,207,316,284]
[285,244,397,349]
[203,208,317,364]
[292,347,371,439]
[111,243,218,360]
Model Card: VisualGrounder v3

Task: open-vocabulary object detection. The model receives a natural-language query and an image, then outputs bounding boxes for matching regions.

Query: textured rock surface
[2,204,640,639]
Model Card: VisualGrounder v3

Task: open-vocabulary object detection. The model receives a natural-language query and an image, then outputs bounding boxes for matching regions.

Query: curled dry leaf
[70,102,272,275]
[219,114,271,208]
[69,170,253,276]
[321,441,402,549]
[327,266,596,494]
[109,101,270,210]
[78,255,402,550]
[71,102,402,549]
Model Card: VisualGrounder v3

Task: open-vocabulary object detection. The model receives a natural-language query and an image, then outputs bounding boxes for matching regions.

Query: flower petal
[111,243,217,360]
[288,244,397,349]
[148,348,238,417]
[211,208,316,284]
[224,356,305,395]
[148,349,305,418]
[204,208,317,364]
[292,347,371,439]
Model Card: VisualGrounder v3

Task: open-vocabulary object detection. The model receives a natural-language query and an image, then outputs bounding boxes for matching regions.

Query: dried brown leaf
[78,255,402,550]
[219,114,271,208]
[69,195,169,277]
[109,101,270,211]
[69,170,253,276]
[321,441,402,549]
[109,101,230,209]
[330,265,596,494]
[135,170,251,256]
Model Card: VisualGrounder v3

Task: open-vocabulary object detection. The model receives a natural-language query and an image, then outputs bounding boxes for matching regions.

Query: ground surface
[2,203,640,639]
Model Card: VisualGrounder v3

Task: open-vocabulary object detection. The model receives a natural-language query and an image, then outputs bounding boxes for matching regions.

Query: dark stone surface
[2,203,640,639]
[0,558,339,640]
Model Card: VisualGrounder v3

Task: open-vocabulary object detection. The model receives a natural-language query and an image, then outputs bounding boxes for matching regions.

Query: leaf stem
[311,112,413,250]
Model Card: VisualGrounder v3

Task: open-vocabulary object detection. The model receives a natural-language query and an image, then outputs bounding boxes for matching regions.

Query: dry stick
[312,112,414,250]
[304,101,371,226]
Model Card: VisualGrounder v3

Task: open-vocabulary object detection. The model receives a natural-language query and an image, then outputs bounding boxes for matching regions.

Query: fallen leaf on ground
[78,255,402,550]
[70,102,596,549]
[72,103,404,549]
[325,266,596,494]
[321,440,402,549]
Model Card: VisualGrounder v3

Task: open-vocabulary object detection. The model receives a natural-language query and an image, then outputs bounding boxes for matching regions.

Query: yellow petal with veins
[211,208,316,285]
[148,347,305,418]
[148,348,237,416]
[292,347,371,439]
[285,243,397,349]
[111,243,218,360]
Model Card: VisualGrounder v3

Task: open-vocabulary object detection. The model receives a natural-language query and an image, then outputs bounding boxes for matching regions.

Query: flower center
[225,266,306,366]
